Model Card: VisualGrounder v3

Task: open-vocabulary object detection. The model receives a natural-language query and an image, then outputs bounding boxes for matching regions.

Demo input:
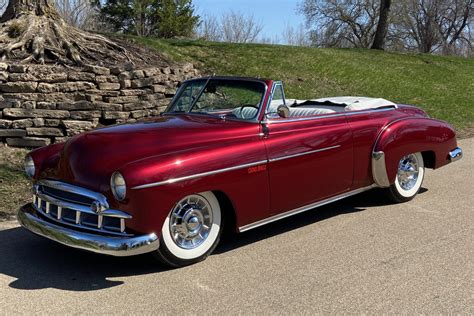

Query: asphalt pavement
[0,138,473,314]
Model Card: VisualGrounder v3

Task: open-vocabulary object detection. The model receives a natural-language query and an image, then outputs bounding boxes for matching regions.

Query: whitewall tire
[153,192,223,267]
[386,152,425,203]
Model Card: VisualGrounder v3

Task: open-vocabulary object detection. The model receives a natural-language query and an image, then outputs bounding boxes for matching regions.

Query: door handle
[260,123,269,138]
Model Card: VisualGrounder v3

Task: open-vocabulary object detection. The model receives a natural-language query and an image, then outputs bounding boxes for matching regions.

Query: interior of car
[266,97,397,119]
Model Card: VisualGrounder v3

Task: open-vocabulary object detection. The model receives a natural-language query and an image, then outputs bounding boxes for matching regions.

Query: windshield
[166,79,265,120]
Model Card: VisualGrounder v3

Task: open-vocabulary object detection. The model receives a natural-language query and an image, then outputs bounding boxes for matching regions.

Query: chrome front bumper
[18,204,160,257]
[449,147,463,162]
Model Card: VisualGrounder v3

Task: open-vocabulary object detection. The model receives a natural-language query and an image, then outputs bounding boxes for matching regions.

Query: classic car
[18,76,463,267]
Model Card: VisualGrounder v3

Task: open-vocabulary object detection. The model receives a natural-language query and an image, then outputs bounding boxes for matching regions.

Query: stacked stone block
[0,62,198,147]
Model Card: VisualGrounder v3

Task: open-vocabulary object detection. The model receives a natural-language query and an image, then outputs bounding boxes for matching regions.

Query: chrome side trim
[264,107,396,124]
[449,147,462,162]
[269,145,341,163]
[372,151,391,187]
[238,184,377,232]
[18,205,159,257]
[132,160,269,190]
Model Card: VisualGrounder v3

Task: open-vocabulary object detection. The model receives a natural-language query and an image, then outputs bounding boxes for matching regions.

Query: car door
[262,85,354,215]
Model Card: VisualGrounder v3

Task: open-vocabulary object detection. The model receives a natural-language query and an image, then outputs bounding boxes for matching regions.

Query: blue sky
[193,0,303,41]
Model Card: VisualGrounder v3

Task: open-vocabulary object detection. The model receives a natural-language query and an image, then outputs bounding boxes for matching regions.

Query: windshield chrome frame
[163,77,269,123]
[264,81,286,119]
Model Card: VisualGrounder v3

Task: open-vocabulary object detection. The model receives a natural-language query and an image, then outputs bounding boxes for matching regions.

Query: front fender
[29,142,65,180]
[115,138,269,235]
[372,117,457,187]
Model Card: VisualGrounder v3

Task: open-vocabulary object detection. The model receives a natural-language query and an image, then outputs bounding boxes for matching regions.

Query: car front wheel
[153,191,223,267]
[386,152,425,203]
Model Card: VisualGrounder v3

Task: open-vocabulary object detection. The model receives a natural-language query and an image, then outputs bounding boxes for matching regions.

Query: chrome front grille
[32,180,132,236]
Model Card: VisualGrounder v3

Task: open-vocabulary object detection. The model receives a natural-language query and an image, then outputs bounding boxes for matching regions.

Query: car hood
[44,114,252,191]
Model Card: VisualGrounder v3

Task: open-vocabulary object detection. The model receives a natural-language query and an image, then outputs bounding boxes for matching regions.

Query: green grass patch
[0,147,30,220]
[0,163,26,182]
[132,37,474,130]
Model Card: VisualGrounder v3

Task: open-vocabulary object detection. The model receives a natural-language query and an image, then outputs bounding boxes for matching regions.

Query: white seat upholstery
[289,107,337,117]
[232,107,258,119]
[265,96,396,119]
[312,96,397,111]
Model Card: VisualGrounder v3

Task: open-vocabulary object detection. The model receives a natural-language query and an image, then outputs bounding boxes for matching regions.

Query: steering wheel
[235,104,259,119]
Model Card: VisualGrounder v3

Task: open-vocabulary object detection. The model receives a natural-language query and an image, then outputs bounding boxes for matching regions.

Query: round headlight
[24,156,35,178]
[111,172,126,201]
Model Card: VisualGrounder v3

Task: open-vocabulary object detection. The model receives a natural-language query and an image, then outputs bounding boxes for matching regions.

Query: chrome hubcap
[397,154,420,191]
[169,195,212,249]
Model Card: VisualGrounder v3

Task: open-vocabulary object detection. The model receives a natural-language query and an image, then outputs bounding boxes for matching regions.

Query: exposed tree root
[0,12,143,66]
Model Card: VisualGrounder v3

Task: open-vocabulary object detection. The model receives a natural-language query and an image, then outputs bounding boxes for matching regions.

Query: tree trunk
[1,0,58,22]
[371,0,392,50]
[0,0,136,65]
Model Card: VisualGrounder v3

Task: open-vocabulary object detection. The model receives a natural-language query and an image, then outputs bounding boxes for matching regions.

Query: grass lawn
[0,146,30,220]
[132,37,474,132]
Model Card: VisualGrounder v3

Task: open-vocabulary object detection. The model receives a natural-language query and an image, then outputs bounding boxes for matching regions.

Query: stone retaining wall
[0,62,198,147]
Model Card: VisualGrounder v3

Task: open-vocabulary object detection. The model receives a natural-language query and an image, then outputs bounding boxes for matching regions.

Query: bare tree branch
[196,14,221,41]
[282,23,311,46]
[299,0,380,48]
[220,10,263,43]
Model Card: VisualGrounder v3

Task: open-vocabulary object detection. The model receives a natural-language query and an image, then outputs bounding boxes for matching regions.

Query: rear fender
[372,118,457,187]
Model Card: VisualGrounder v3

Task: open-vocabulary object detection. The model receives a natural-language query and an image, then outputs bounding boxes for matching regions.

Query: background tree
[196,11,268,44]
[98,0,125,33]
[391,0,473,54]
[300,0,472,55]
[100,0,198,38]
[371,0,392,49]
[299,0,380,48]
[156,0,198,38]
[220,11,263,43]
[282,23,311,46]
[195,14,221,41]
[437,0,473,54]
[258,35,280,44]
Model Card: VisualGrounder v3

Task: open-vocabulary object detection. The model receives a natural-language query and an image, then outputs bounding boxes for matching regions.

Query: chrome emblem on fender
[91,201,103,214]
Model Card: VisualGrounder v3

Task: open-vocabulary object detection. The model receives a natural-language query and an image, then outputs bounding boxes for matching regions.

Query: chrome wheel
[397,154,420,191]
[158,191,222,265]
[169,194,213,250]
[386,152,424,203]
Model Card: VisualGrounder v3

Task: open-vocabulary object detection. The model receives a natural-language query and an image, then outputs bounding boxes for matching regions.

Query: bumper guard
[449,147,463,162]
[18,204,159,257]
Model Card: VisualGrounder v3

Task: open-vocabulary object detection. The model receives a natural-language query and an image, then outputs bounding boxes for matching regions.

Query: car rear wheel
[153,192,223,267]
[386,152,425,203]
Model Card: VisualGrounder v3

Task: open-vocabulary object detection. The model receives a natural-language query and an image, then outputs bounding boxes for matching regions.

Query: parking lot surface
[0,138,473,314]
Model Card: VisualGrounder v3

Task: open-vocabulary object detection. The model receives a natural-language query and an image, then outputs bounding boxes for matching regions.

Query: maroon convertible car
[18,76,462,267]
